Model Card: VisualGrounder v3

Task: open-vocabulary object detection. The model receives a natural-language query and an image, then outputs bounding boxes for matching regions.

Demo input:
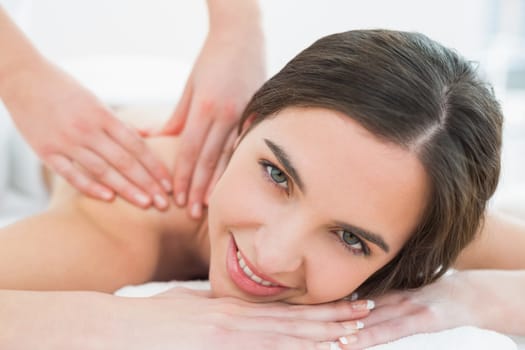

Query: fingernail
[161,179,172,193]
[342,321,364,330]
[134,193,150,206]
[329,342,342,350]
[98,188,114,200]
[153,194,168,209]
[191,203,201,218]
[352,299,375,311]
[340,335,357,344]
[176,192,186,206]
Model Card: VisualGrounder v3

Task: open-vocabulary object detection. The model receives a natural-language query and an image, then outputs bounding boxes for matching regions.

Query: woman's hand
[112,287,372,350]
[0,57,172,210]
[157,6,266,219]
[343,270,525,349]
[1,288,373,349]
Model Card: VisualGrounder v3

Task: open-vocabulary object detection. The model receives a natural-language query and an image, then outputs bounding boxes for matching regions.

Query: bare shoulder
[49,136,199,233]
[46,108,204,276]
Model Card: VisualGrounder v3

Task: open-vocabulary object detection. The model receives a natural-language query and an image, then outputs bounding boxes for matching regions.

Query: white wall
[19,0,491,75]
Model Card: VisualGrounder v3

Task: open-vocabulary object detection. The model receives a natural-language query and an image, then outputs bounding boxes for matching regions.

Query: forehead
[244,107,429,250]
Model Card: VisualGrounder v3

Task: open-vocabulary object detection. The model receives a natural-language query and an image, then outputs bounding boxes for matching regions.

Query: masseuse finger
[87,132,169,210]
[73,147,152,208]
[185,121,232,218]
[223,314,363,342]
[204,127,237,205]
[105,118,173,193]
[170,106,212,209]
[45,153,114,200]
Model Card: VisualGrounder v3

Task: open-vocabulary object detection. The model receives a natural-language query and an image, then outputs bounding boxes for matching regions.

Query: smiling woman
[0,29,518,349]
[215,29,503,299]
[208,107,428,304]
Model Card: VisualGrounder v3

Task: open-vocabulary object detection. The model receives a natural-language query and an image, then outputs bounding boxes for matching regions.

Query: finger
[105,119,172,193]
[171,104,213,208]
[218,329,334,350]
[222,314,362,342]
[360,295,437,329]
[370,290,409,308]
[204,127,237,205]
[346,313,435,349]
[86,132,169,210]
[72,147,153,208]
[221,298,370,321]
[45,153,114,200]
[155,286,213,299]
[186,122,233,218]
[136,126,153,138]
[159,82,193,135]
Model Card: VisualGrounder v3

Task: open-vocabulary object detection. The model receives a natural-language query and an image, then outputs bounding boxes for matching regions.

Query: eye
[260,160,289,191]
[335,230,370,256]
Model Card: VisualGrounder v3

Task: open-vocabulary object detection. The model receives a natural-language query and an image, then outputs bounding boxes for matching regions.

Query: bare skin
[0,108,524,349]
[0,135,208,292]
[0,109,375,349]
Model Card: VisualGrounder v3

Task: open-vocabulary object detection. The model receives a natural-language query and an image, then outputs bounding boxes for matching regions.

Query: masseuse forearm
[0,290,116,349]
[0,6,44,93]
[206,0,262,33]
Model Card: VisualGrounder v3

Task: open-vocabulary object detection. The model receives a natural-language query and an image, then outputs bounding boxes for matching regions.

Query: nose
[252,216,306,276]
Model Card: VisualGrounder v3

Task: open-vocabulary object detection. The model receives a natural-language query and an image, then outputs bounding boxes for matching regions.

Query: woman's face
[207,107,429,304]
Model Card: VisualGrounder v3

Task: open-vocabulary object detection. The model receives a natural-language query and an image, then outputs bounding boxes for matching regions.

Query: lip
[226,235,289,297]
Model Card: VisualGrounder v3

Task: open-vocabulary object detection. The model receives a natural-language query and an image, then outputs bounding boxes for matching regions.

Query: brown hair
[238,29,503,296]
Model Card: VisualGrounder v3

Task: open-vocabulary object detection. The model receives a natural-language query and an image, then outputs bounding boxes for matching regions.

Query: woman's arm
[455,210,525,269]
[0,206,154,292]
[0,287,374,349]
[345,210,525,348]
[347,269,525,349]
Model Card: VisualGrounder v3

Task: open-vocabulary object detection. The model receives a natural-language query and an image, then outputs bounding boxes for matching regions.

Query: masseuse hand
[343,270,504,349]
[0,58,172,210]
[156,19,266,219]
[113,287,372,349]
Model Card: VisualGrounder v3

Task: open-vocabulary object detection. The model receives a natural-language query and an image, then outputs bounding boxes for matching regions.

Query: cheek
[300,241,389,303]
[304,257,374,303]
[208,155,276,229]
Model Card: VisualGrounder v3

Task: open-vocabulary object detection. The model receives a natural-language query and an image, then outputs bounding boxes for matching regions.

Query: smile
[237,250,279,286]
[226,235,289,297]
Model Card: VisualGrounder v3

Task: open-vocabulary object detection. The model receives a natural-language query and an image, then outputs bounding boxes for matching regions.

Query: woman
[0,29,522,349]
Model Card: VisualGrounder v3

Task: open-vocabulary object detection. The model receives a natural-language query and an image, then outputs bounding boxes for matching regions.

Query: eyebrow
[264,139,305,192]
[336,221,390,253]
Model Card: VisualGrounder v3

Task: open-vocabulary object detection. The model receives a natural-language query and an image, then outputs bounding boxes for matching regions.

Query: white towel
[116,281,520,350]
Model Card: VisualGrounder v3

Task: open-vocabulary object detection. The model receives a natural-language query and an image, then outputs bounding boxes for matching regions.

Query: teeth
[236,249,278,287]
[238,258,246,269]
[251,274,263,284]
[243,265,253,275]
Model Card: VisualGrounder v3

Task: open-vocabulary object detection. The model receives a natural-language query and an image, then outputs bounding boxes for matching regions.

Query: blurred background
[1,0,524,216]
